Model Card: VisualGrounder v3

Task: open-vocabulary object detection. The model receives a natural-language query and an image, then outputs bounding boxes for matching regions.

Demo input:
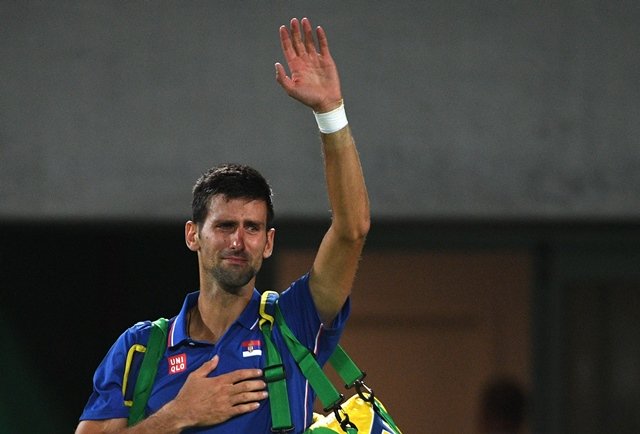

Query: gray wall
[2,1,639,220]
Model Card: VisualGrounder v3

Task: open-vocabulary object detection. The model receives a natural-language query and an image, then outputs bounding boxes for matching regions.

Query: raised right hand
[275,17,343,113]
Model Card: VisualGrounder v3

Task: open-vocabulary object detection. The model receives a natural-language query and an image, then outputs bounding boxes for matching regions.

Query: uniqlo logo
[168,353,187,374]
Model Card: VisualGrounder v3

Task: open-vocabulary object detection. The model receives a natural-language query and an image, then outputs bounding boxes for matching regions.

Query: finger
[229,401,261,415]
[289,18,305,56]
[316,26,331,58]
[234,378,267,392]
[275,62,293,92]
[222,367,264,384]
[231,390,269,406]
[279,25,296,62]
[301,17,317,54]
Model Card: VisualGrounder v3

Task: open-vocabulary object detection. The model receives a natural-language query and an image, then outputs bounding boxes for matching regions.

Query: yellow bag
[306,395,401,434]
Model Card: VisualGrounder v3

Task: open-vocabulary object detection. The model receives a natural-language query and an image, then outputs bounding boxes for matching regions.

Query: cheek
[200,234,227,255]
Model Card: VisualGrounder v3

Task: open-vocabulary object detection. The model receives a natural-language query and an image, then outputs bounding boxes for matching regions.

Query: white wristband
[314,101,348,134]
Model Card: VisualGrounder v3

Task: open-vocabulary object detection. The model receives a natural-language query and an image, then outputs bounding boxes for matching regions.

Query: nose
[230,229,245,250]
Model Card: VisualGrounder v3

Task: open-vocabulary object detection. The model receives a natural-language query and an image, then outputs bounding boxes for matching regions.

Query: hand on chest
[148,328,266,411]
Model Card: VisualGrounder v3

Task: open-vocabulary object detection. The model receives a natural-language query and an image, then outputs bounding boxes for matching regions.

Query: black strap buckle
[263,363,286,383]
[355,379,375,403]
[322,394,345,413]
[333,405,358,432]
[271,426,295,433]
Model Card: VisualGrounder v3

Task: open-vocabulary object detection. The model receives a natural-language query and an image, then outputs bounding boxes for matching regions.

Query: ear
[263,228,275,259]
[185,220,200,252]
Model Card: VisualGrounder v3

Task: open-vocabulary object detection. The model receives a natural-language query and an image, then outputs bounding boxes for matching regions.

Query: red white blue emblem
[241,340,262,358]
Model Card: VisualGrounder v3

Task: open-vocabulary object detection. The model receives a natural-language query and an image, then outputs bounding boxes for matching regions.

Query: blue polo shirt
[80,273,350,433]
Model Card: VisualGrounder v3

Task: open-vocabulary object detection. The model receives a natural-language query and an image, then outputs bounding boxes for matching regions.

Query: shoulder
[278,273,313,308]
[103,319,170,362]
[280,273,311,297]
[277,273,322,330]
[279,272,350,333]
[121,320,155,346]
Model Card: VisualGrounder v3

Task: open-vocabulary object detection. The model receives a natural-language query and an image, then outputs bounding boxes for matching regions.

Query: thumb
[275,63,293,91]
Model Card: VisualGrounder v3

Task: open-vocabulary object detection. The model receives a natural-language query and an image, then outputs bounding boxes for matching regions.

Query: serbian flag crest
[241,340,262,358]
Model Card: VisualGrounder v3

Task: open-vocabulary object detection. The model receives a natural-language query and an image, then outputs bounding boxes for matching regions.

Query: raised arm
[276,18,370,325]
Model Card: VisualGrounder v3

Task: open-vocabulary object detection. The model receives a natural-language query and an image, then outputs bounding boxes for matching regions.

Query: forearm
[124,403,191,434]
[76,401,192,434]
[308,122,370,323]
[321,125,370,241]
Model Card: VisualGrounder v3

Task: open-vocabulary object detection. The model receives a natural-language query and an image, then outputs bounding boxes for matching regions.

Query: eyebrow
[212,218,266,228]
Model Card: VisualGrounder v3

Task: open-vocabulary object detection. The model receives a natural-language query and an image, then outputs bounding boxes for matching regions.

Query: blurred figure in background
[478,377,527,434]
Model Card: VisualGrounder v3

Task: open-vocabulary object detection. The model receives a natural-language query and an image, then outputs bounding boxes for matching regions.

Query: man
[76,17,369,434]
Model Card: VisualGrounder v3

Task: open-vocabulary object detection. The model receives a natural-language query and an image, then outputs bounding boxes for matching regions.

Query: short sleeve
[278,273,350,365]
[79,321,152,421]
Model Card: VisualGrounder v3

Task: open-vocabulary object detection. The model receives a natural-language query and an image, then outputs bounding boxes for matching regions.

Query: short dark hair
[191,164,274,227]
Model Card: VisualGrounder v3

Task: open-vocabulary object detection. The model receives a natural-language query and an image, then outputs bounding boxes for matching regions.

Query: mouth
[222,255,248,265]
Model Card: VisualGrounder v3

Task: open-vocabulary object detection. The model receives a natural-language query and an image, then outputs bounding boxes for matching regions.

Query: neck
[189,285,253,343]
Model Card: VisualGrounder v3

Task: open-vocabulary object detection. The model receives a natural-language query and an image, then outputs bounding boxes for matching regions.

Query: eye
[245,223,261,234]
[217,222,236,232]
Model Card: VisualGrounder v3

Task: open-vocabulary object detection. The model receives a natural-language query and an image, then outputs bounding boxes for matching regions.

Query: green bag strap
[259,291,294,432]
[328,345,365,389]
[127,317,169,426]
[272,305,344,411]
[271,304,364,432]
[328,341,402,433]
[260,292,402,434]
[273,304,403,434]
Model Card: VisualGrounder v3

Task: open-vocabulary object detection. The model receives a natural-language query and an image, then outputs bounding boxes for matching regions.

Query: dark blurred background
[1,1,639,433]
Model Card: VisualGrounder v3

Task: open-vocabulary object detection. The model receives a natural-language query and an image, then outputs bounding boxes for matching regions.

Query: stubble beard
[212,263,259,295]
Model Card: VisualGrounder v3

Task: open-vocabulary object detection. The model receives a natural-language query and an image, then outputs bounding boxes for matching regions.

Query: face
[185,195,275,294]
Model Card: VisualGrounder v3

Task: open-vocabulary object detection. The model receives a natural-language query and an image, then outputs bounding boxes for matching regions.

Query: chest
[148,326,265,409]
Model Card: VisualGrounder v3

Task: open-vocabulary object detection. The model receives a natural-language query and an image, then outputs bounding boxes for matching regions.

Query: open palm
[275,18,343,113]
